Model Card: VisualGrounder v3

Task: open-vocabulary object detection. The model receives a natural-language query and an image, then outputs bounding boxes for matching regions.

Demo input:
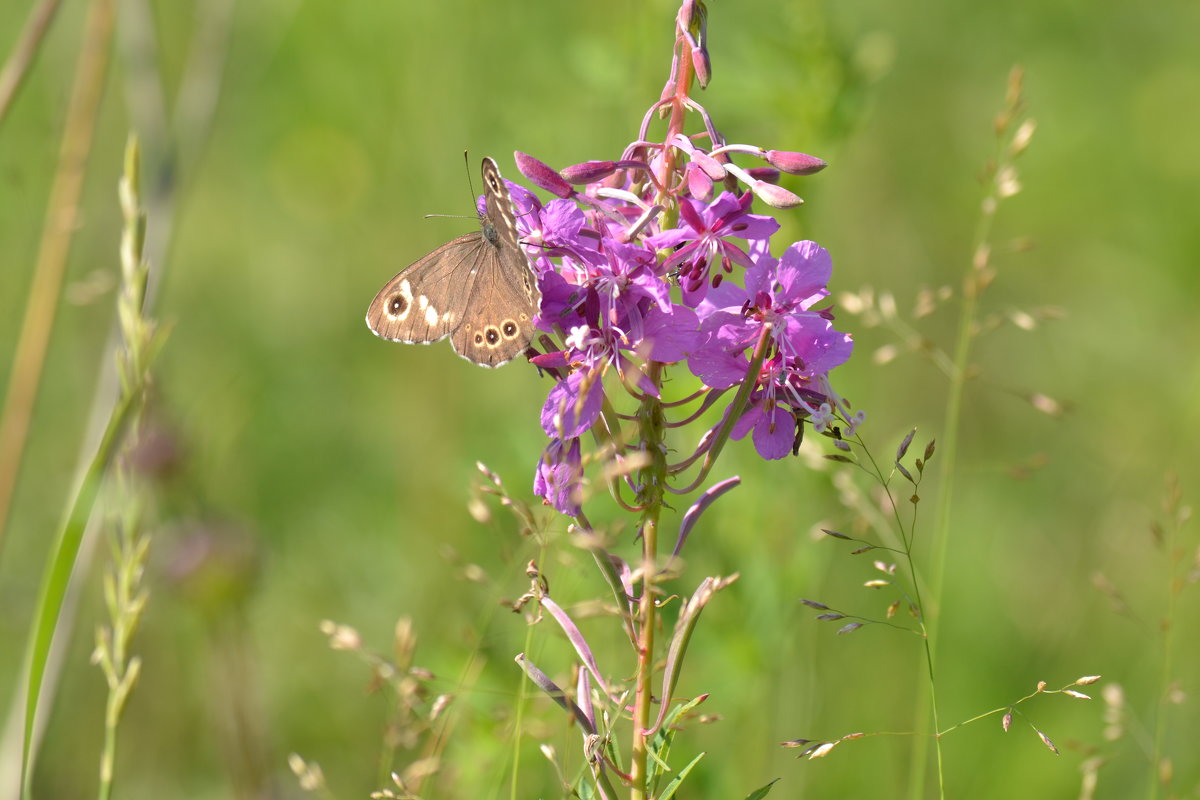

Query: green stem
[629,363,667,800]
[909,95,1010,800]
[1149,514,1180,800]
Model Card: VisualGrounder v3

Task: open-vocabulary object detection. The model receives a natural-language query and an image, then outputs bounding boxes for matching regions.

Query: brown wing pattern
[365,232,490,345]
[365,157,541,368]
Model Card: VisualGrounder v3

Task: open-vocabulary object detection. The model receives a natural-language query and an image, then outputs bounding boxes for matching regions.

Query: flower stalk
[499,4,857,798]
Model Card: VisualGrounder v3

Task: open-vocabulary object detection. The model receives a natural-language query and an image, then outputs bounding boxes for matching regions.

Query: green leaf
[743,778,781,799]
[20,392,137,796]
[655,752,705,800]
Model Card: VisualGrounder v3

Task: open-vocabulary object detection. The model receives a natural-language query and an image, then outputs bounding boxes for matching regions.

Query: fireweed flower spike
[490,2,858,796]
[505,124,856,484]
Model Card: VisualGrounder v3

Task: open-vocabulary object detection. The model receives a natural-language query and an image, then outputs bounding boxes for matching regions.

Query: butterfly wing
[445,158,541,367]
[365,156,541,368]
[448,241,539,367]
[365,232,489,346]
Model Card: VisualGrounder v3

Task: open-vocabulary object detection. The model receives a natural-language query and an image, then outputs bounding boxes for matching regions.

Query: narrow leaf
[514,654,595,734]
[21,391,140,793]
[540,596,615,701]
[674,477,740,558]
[655,752,706,800]
[648,575,737,736]
[743,778,780,800]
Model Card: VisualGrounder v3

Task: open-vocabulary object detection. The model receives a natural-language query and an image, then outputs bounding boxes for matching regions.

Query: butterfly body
[366,158,540,368]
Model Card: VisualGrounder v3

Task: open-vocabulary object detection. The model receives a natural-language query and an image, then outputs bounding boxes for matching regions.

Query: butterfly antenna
[462,149,478,206]
[420,151,479,222]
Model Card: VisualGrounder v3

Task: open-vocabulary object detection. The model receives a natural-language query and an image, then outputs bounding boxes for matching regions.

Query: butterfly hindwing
[449,240,539,367]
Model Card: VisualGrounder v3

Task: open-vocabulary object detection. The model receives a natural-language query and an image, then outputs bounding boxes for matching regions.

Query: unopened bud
[750,181,804,209]
[515,151,573,197]
[560,160,618,185]
[743,166,781,184]
[766,150,827,175]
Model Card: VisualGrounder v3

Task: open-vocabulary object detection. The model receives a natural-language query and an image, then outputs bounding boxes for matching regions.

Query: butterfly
[366,157,541,367]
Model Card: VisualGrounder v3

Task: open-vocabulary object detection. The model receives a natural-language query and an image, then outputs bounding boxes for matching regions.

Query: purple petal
[730,401,762,441]
[641,305,701,363]
[540,199,587,244]
[752,402,795,460]
[775,240,833,306]
[533,438,584,516]
[696,279,750,316]
[687,334,750,389]
[646,227,695,251]
[541,370,604,438]
[780,315,855,374]
[722,210,780,241]
[717,239,755,271]
[535,270,586,332]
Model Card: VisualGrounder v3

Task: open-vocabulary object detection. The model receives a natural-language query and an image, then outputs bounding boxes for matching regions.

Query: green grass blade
[19,391,136,798]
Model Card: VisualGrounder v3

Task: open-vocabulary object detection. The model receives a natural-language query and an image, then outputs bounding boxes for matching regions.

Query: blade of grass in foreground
[19,391,138,796]
[19,135,163,799]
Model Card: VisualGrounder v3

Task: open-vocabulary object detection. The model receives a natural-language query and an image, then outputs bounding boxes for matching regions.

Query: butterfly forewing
[365,233,486,344]
[365,157,541,368]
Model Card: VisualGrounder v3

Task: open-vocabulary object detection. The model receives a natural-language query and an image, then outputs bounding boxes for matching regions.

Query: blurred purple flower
[534,438,584,516]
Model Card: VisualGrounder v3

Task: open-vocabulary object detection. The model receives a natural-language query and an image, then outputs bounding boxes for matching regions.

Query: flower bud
[750,181,804,209]
[515,151,573,198]
[560,160,618,185]
[765,150,827,175]
[744,166,781,184]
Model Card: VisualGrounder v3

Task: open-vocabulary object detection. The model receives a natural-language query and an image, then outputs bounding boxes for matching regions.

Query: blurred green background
[2,0,1198,797]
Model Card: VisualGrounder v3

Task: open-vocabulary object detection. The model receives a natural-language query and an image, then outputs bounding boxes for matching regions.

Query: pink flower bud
[560,160,618,185]
[515,151,573,198]
[765,150,827,175]
[744,166,781,184]
[750,181,804,209]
